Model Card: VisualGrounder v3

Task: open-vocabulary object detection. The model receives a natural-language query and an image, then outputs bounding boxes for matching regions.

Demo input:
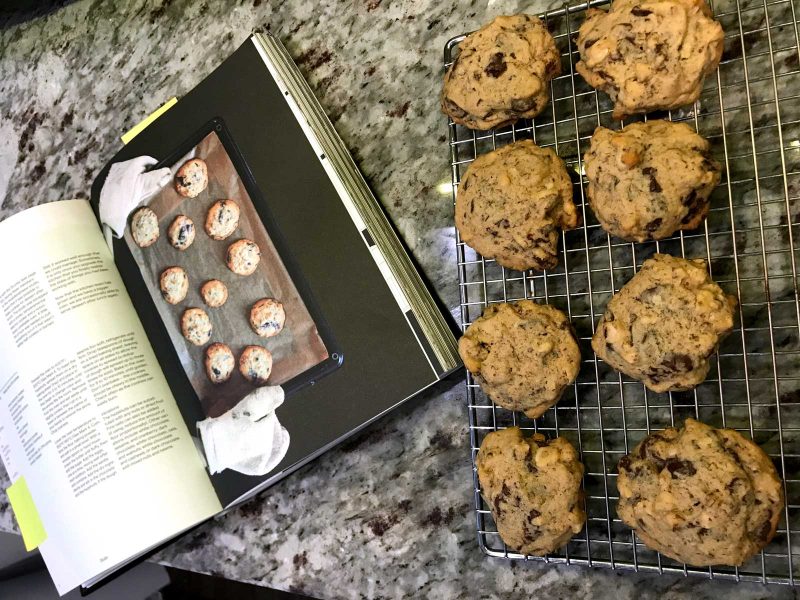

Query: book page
[0,200,222,594]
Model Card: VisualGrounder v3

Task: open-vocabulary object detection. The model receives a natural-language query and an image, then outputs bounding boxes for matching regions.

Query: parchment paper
[123,132,328,418]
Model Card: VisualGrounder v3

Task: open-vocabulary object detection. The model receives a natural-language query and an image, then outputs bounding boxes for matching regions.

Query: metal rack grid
[446,0,800,585]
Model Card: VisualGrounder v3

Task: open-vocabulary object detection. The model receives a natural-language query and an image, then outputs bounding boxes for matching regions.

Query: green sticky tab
[6,476,47,551]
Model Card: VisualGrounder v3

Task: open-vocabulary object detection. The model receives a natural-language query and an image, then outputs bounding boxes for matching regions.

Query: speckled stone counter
[0,1,795,598]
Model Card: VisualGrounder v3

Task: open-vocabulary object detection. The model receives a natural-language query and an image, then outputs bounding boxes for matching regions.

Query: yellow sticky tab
[6,476,47,551]
[121,97,178,145]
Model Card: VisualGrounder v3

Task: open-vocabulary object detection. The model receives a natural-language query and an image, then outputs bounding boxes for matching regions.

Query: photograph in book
[123,129,338,421]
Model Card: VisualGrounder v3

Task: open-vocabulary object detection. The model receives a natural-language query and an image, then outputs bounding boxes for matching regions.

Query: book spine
[251,33,460,378]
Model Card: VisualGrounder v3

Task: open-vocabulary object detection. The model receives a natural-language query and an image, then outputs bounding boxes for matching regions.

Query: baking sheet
[123,131,329,418]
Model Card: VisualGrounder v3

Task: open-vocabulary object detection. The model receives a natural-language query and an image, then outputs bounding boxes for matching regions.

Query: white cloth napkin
[98,156,172,238]
[196,386,290,476]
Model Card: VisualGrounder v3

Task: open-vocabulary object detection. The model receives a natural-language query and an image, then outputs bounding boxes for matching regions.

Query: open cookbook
[0,33,460,594]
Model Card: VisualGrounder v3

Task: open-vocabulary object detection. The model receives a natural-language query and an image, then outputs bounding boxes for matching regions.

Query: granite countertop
[0,0,795,598]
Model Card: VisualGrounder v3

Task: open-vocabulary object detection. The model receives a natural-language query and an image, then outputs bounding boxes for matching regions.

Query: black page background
[91,40,439,508]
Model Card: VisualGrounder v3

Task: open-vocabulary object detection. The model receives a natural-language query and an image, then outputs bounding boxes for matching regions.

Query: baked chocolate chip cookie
[205,342,235,384]
[239,345,273,385]
[130,206,159,248]
[200,279,228,308]
[180,307,212,346]
[455,140,577,272]
[205,199,240,240]
[617,418,784,566]
[576,0,724,119]
[226,239,261,276]
[174,158,208,198]
[592,254,736,392]
[441,14,561,130]
[159,266,189,305]
[459,300,581,419]
[476,427,586,555]
[584,120,721,242]
[167,214,196,250]
[249,298,286,338]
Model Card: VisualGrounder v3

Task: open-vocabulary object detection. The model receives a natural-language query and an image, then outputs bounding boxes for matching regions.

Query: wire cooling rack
[446,0,800,585]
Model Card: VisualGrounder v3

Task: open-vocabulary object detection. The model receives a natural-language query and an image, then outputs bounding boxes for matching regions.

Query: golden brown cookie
[167,214,196,250]
[576,0,724,119]
[239,345,273,385]
[249,298,286,338]
[459,300,581,418]
[441,14,561,130]
[130,206,159,248]
[584,121,721,242]
[159,266,189,305]
[455,140,577,272]
[180,307,212,346]
[477,427,586,555]
[174,158,208,198]
[205,343,235,384]
[226,239,261,276]
[200,279,228,308]
[204,199,240,240]
[617,418,784,566]
[592,254,736,392]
